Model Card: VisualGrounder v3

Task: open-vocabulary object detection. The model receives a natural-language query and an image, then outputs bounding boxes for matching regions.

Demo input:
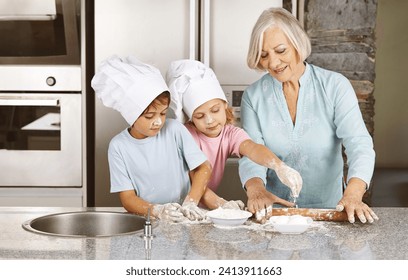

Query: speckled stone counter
[1,207,407,260]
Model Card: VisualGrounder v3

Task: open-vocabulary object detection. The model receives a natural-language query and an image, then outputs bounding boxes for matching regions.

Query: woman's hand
[245,178,294,223]
[336,178,379,223]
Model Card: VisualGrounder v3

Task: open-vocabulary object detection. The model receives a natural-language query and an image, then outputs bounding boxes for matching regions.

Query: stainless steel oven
[0,0,85,206]
[0,93,82,186]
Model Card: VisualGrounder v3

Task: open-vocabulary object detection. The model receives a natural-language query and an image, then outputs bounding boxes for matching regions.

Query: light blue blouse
[238,63,375,208]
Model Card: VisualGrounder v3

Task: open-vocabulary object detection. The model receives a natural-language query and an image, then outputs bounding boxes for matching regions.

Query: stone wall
[304,0,377,137]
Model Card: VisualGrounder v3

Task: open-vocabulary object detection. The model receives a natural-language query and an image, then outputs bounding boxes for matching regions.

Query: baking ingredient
[221,200,245,210]
[255,205,273,223]
[270,208,350,221]
[208,208,252,219]
[269,214,312,225]
[206,208,253,227]
[150,116,162,128]
[268,215,313,234]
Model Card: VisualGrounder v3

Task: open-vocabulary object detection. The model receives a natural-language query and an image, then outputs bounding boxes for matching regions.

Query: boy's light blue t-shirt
[108,119,207,204]
[239,63,375,208]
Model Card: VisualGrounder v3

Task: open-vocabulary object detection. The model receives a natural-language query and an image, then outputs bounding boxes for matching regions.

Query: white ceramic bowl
[206,208,253,227]
[269,215,313,234]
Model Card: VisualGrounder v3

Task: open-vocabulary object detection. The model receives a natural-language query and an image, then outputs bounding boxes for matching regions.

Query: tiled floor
[370,168,408,207]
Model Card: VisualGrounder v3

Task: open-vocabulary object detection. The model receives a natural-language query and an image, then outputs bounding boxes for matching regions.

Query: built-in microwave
[0,0,80,65]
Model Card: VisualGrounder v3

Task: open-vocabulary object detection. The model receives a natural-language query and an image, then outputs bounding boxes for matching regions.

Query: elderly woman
[239,7,378,223]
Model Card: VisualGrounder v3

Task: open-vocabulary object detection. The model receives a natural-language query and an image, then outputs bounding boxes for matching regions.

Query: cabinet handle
[189,0,198,60]
[0,98,59,106]
[202,0,210,66]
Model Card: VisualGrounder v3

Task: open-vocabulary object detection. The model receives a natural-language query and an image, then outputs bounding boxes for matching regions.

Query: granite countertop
[0,207,407,260]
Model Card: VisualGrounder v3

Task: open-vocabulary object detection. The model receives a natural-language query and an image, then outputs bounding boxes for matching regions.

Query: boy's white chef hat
[166,59,227,123]
[91,55,169,125]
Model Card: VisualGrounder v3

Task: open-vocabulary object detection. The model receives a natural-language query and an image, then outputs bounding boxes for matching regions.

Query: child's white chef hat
[166,59,227,123]
[91,55,169,125]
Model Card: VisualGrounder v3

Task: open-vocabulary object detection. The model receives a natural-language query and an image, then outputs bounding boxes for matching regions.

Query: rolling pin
[270,208,349,222]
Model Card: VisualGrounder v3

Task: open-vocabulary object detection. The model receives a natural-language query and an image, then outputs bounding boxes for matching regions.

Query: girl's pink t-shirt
[185,123,251,192]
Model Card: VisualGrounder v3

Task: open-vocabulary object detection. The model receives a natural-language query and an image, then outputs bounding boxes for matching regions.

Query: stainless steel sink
[22,211,147,238]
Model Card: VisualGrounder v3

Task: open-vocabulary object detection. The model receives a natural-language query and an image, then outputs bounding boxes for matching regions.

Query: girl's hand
[275,163,303,198]
[238,140,302,199]
[220,200,245,210]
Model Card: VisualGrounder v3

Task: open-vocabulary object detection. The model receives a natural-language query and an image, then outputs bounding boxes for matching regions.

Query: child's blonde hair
[225,105,235,125]
[188,100,236,126]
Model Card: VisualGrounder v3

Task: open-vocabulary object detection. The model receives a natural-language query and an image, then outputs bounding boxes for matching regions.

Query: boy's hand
[181,201,206,221]
[152,203,184,222]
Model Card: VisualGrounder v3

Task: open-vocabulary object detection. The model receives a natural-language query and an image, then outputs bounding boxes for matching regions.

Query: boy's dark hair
[142,91,170,114]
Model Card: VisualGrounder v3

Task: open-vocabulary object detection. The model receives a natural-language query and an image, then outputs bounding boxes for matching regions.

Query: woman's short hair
[247,7,311,71]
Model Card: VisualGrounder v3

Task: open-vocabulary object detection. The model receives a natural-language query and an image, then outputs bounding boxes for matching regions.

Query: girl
[166,59,303,218]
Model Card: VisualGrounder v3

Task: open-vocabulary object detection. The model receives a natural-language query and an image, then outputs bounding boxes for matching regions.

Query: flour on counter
[164,209,334,236]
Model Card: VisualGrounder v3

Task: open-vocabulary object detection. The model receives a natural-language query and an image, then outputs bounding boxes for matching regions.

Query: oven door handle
[0,98,59,106]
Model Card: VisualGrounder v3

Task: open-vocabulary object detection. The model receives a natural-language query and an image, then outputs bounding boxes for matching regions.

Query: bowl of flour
[206,208,253,227]
[268,215,313,234]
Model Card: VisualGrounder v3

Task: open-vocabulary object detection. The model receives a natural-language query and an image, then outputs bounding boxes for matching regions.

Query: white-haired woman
[239,7,378,223]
